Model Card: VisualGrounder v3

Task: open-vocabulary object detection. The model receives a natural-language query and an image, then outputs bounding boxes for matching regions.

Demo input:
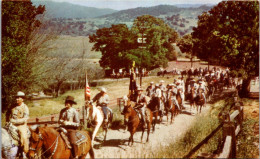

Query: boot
[61,132,72,149]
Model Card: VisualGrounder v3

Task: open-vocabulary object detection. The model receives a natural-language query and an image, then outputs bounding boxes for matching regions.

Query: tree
[192,1,259,97]
[2,1,45,112]
[89,24,137,69]
[131,15,178,68]
[89,15,178,71]
[177,34,194,67]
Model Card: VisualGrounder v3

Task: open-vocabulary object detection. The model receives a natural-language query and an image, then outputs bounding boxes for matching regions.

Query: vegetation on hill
[32,4,212,37]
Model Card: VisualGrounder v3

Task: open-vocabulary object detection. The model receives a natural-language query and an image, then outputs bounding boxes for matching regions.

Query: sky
[50,0,223,10]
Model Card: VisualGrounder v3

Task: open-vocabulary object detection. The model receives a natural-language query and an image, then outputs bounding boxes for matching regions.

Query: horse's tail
[89,146,95,159]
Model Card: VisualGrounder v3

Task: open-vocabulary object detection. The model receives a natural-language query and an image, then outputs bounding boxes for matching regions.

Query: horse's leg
[141,127,144,143]
[170,110,173,124]
[103,127,108,142]
[146,121,150,142]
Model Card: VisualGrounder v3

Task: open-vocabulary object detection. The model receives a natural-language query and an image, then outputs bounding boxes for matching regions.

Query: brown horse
[176,91,183,111]
[165,93,178,124]
[189,87,196,112]
[195,88,205,113]
[147,96,162,131]
[122,101,153,146]
[28,126,94,159]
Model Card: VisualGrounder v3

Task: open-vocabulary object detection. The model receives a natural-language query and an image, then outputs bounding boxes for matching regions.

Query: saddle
[4,122,31,146]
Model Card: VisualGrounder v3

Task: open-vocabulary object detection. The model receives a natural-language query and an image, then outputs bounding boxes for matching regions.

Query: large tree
[2,1,45,112]
[89,15,178,70]
[89,24,137,69]
[192,1,259,97]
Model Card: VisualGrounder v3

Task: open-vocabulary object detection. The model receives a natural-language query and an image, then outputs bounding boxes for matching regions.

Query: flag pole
[83,71,90,128]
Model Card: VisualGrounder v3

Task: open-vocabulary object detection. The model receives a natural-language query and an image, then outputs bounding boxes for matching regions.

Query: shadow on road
[94,138,129,150]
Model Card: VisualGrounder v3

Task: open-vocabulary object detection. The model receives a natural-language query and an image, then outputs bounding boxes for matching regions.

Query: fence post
[222,112,236,158]
[36,118,39,124]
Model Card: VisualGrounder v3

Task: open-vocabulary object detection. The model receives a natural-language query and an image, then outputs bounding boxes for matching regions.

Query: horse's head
[28,125,43,159]
[122,100,135,121]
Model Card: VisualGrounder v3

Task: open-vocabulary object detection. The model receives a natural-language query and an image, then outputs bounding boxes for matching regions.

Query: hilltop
[32,0,117,18]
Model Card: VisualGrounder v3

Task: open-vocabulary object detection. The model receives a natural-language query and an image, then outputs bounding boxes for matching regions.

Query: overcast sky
[50,0,223,10]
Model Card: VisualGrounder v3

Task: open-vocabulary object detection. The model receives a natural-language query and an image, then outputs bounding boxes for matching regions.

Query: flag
[85,72,90,101]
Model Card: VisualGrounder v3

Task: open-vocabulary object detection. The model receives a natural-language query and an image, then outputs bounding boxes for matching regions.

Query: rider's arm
[10,105,29,125]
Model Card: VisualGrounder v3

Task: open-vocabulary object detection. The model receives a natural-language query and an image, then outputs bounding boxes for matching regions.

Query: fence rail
[186,103,244,158]
[27,98,119,126]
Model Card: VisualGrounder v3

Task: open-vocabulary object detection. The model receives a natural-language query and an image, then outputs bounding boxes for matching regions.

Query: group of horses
[2,68,238,159]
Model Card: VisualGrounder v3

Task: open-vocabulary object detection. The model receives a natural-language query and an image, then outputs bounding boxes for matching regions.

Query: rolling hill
[32,0,117,18]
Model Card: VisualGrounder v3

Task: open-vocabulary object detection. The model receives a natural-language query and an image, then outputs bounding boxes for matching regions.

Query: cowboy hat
[150,82,154,84]
[159,80,164,83]
[65,96,77,105]
[137,86,143,91]
[15,91,25,98]
[100,87,107,93]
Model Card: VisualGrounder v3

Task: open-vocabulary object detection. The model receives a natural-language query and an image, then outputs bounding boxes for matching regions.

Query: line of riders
[2,67,237,158]
[110,68,150,79]
[127,67,238,129]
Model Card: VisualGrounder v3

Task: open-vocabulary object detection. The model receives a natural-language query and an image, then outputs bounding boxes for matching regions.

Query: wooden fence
[27,98,119,126]
[184,104,244,158]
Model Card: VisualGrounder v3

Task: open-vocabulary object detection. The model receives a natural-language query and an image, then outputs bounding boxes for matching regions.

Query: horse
[121,100,153,146]
[176,90,183,112]
[147,96,162,131]
[28,126,94,159]
[2,128,19,159]
[85,101,113,144]
[207,82,215,101]
[165,92,178,124]
[189,87,197,112]
[194,88,205,113]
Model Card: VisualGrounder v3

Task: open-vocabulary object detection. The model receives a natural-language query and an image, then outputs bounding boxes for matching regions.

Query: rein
[30,132,60,159]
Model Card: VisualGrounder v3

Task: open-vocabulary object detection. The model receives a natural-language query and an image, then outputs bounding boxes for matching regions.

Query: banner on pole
[85,72,90,101]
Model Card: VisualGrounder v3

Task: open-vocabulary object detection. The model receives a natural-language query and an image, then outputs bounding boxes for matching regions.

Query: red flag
[85,72,90,101]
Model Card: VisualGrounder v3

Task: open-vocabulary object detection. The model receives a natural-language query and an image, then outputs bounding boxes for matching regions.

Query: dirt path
[86,88,235,158]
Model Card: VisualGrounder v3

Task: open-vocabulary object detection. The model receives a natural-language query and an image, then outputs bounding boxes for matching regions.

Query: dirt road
[87,89,234,158]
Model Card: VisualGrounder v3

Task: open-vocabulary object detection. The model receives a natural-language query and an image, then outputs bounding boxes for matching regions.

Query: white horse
[85,101,113,145]
[2,128,19,159]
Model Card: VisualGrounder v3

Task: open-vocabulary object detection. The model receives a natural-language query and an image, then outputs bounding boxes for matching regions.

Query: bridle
[29,131,60,159]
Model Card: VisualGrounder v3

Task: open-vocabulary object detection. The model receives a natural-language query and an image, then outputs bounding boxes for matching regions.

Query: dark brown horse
[147,96,162,131]
[189,87,196,112]
[195,88,205,113]
[122,101,153,146]
[165,92,178,124]
[28,126,94,159]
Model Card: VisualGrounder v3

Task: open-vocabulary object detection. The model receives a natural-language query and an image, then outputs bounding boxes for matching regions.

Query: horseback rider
[58,96,80,158]
[146,82,155,97]
[176,80,185,107]
[133,86,148,128]
[7,91,29,157]
[171,84,181,110]
[159,80,167,103]
[129,68,137,101]
[196,81,207,103]
[92,87,112,123]
[154,84,163,115]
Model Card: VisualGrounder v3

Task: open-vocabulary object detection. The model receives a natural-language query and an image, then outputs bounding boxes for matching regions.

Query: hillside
[37,3,213,36]
[32,0,117,18]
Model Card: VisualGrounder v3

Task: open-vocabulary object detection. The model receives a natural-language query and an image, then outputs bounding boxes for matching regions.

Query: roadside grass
[236,98,259,158]
[149,91,235,158]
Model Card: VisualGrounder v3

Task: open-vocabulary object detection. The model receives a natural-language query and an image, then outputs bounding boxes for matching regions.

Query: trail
[87,88,235,158]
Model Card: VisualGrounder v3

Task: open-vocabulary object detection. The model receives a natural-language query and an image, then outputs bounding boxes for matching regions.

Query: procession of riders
[2,66,238,158]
